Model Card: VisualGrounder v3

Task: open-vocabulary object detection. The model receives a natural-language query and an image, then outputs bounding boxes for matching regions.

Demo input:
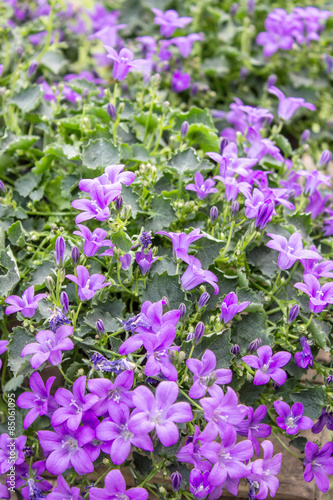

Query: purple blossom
[297,169,331,195]
[279,171,303,198]
[256,9,300,57]
[300,248,333,279]
[244,189,276,225]
[0,340,9,370]
[312,408,333,434]
[79,164,135,195]
[166,34,204,58]
[255,200,275,230]
[187,349,232,398]
[0,434,26,474]
[189,469,213,499]
[242,345,291,386]
[38,424,94,475]
[71,183,114,224]
[135,249,158,275]
[89,469,148,500]
[88,371,134,416]
[220,292,250,324]
[268,86,316,120]
[235,405,271,456]
[304,441,333,493]
[171,471,182,492]
[104,46,146,81]
[198,292,210,309]
[248,441,282,499]
[266,232,321,270]
[65,265,110,301]
[178,250,219,295]
[207,143,258,178]
[139,231,152,249]
[294,336,313,369]
[120,253,132,270]
[121,299,180,337]
[288,304,300,323]
[5,285,47,318]
[274,401,314,434]
[156,228,203,259]
[245,127,284,163]
[171,70,191,93]
[46,474,84,500]
[16,372,57,429]
[143,328,178,381]
[306,191,331,219]
[131,381,193,447]
[294,274,333,313]
[177,425,211,469]
[319,149,332,167]
[151,8,192,37]
[73,225,113,257]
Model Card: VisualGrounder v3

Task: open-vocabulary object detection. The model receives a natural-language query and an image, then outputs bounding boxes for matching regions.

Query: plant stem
[221,221,234,258]
[271,430,302,460]
[58,366,74,385]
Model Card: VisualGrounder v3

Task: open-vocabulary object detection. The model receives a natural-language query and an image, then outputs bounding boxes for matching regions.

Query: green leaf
[170,148,200,174]
[33,155,53,174]
[15,171,40,197]
[44,142,81,160]
[185,329,233,368]
[141,272,187,310]
[7,327,35,377]
[195,233,223,268]
[286,212,313,244]
[238,381,263,406]
[82,138,120,169]
[151,257,178,276]
[84,301,125,332]
[187,124,219,153]
[3,374,24,392]
[231,311,272,354]
[10,85,42,112]
[0,132,39,153]
[0,246,20,297]
[7,221,25,247]
[45,176,71,210]
[146,196,176,232]
[40,51,66,73]
[274,134,292,157]
[247,245,276,278]
[133,452,153,478]
[121,185,141,218]
[112,230,133,252]
[308,319,330,351]
[236,287,265,313]
[174,107,215,130]
[290,386,325,420]
[29,261,54,286]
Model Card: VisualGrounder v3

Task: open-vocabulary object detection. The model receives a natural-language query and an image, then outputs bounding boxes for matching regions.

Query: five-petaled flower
[303,441,333,493]
[89,469,148,500]
[242,345,291,385]
[65,265,110,301]
[266,232,321,270]
[274,401,314,434]
[5,285,46,318]
[220,292,250,323]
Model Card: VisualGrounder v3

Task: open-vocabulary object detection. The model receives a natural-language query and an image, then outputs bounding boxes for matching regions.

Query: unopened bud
[107,103,116,120]
[219,138,228,155]
[301,129,310,144]
[28,61,38,77]
[16,46,23,59]
[60,292,69,314]
[194,322,205,343]
[231,344,240,356]
[198,292,210,309]
[82,88,89,100]
[71,246,80,265]
[45,276,55,291]
[288,304,300,324]
[249,338,261,353]
[210,206,218,222]
[0,180,5,193]
[115,195,123,211]
[181,121,189,138]
[96,319,105,335]
[267,74,277,88]
[55,236,65,266]
[319,149,332,167]
[120,253,131,270]
[231,200,239,215]
[171,472,182,492]
[179,303,186,320]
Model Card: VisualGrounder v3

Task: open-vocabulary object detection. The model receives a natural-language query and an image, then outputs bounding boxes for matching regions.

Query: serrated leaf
[290,386,325,420]
[29,261,54,286]
[184,329,233,368]
[7,327,35,377]
[187,124,219,153]
[174,107,215,129]
[170,148,200,174]
[15,171,40,197]
[7,221,25,247]
[231,311,272,354]
[44,142,81,160]
[308,319,330,350]
[0,246,20,297]
[83,138,120,169]
[151,257,177,276]
[274,134,292,157]
[121,186,141,218]
[141,272,187,310]
[40,51,66,74]
[0,132,39,153]
[195,232,223,268]
[112,230,133,252]
[146,196,176,232]
[10,85,42,112]
[247,245,276,278]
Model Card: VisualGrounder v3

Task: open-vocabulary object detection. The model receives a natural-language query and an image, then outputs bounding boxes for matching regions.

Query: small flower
[248,441,282,499]
[73,225,113,257]
[5,286,47,318]
[104,46,146,81]
[312,408,333,434]
[48,305,71,332]
[0,434,27,474]
[21,326,74,369]
[186,172,218,200]
[294,274,333,313]
[187,349,232,398]
[266,232,321,270]
[156,228,203,259]
[294,336,313,369]
[89,470,148,500]
[268,86,316,120]
[87,371,134,416]
[55,236,65,265]
[151,8,192,37]
[179,251,219,295]
[274,401,314,434]
[171,70,191,93]
[46,474,84,500]
[65,265,110,301]
[242,345,291,386]
[139,231,152,249]
[135,249,158,275]
[220,292,250,324]
[255,199,275,230]
[304,441,333,493]
[235,405,271,456]
[17,373,57,429]
[0,340,9,370]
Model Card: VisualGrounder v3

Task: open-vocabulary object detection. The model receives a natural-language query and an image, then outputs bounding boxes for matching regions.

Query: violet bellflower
[266,232,321,270]
[312,408,333,434]
[256,9,298,58]
[5,285,47,318]
[156,228,203,259]
[122,299,180,336]
[0,434,26,474]
[143,327,178,381]
[294,336,313,369]
[198,292,210,309]
[234,405,271,456]
[303,441,333,493]
[151,8,192,37]
[167,34,204,58]
[186,349,232,398]
[120,253,132,270]
[46,474,84,500]
[65,265,110,301]
[268,86,316,120]
[73,225,113,257]
[71,183,114,224]
[89,469,148,500]
[207,142,258,178]
[78,164,135,196]
[306,191,331,220]
[189,469,213,499]
[319,149,332,167]
[0,340,9,370]
[274,401,314,434]
[104,46,146,81]
[87,370,134,416]
[220,292,250,323]
[176,424,210,470]
[248,440,282,500]
[48,305,71,332]
[135,249,158,275]
[255,199,275,230]
[131,381,193,447]
[178,249,219,295]
[21,325,74,369]
[297,169,331,195]
[294,274,333,313]
[16,371,58,429]
[242,345,291,386]
[171,70,191,93]
[300,246,333,279]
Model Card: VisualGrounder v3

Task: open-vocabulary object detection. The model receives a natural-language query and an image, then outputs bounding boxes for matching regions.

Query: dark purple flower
[115,194,123,210]
[220,292,250,323]
[73,225,113,257]
[187,349,232,398]
[65,265,110,301]
[268,86,316,120]
[231,344,240,356]
[60,291,69,314]
[104,46,146,81]
[248,441,282,499]
[139,231,152,249]
[242,345,291,386]
[96,319,105,335]
[294,336,313,369]
[136,249,158,275]
[301,129,311,143]
[89,469,148,500]
[17,372,57,429]
[0,434,26,474]
[255,200,275,230]
[178,250,219,295]
[88,371,134,416]
[156,228,203,259]
[326,376,333,386]
[266,232,321,270]
[235,405,271,456]
[171,70,191,93]
[21,325,74,369]
[179,303,186,319]
[312,408,333,434]
[288,304,300,323]
[28,61,38,77]
[249,338,262,353]
[319,149,332,167]
[48,305,71,332]
[198,292,210,309]
[5,285,47,318]
[304,441,333,493]
[46,474,84,500]
[294,274,333,313]
[274,401,314,434]
[151,8,192,37]
[55,236,65,265]
[171,471,182,492]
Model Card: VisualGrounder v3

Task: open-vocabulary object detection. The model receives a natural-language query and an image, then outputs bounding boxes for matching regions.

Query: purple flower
[307,191,331,219]
[60,291,69,314]
[248,441,282,499]
[104,46,146,81]
[121,299,180,337]
[16,372,57,429]
[55,236,65,265]
[274,401,314,435]
[294,274,333,313]
[156,228,203,259]
[298,169,331,195]
[167,34,204,58]
[266,232,321,270]
[244,189,276,225]
[65,265,110,301]
[220,292,250,324]
[5,285,47,318]
[245,128,284,163]
[78,164,135,195]
[73,225,113,257]
[255,199,275,230]
[135,249,158,275]
[38,424,94,475]
[178,250,219,295]
[139,231,152,249]
[48,305,71,332]
[207,143,257,178]
[171,471,182,492]
[171,70,191,93]
[242,345,291,386]
[187,349,232,398]
[235,405,271,456]
[198,292,210,309]
[51,376,98,430]
[151,8,192,37]
[71,183,114,224]
[189,469,213,499]
[0,434,26,474]
[120,253,132,270]
[89,470,148,500]
[0,340,9,370]
[88,370,134,416]
[312,408,333,434]
[304,441,333,493]
[294,336,313,369]
[143,328,178,381]
[21,325,74,369]
[256,10,299,57]
[46,474,84,500]
[131,381,193,447]
[268,86,316,120]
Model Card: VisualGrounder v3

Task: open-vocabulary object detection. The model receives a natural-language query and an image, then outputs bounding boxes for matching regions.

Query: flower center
[120,424,134,442]
[70,399,83,413]
[286,416,297,428]
[151,409,164,425]
[315,290,324,300]
[62,436,78,453]
[108,388,120,403]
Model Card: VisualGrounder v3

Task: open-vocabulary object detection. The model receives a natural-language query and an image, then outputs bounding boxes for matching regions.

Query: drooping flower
[220,292,250,324]
[89,469,148,500]
[234,406,271,456]
[5,285,47,318]
[242,345,291,386]
[178,250,219,295]
[65,265,110,301]
[248,441,282,499]
[268,86,316,120]
[294,274,333,313]
[266,232,321,270]
[151,8,192,37]
[274,401,314,434]
[88,371,134,416]
[104,46,146,81]
[303,441,333,493]
[294,336,313,369]
[73,225,113,257]
[187,349,232,398]
[156,228,203,259]
[0,434,26,474]
[135,249,158,275]
[46,474,84,500]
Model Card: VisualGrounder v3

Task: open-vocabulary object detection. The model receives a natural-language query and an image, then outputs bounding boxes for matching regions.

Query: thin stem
[179,388,203,411]
[305,313,314,330]
[94,465,114,487]
[221,221,234,258]
[73,303,82,328]
[58,366,74,385]
[271,430,302,460]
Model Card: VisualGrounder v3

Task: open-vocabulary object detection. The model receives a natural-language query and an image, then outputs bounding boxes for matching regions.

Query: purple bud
[272,382,279,391]
[190,83,199,96]
[120,253,131,270]
[326,375,333,385]
[55,236,65,266]
[288,304,300,324]
[319,149,332,167]
[171,472,182,492]
[198,292,210,309]
[240,67,249,79]
[249,338,261,353]
[179,303,186,320]
[17,46,23,59]
[28,61,38,77]
[71,246,80,265]
[107,102,116,120]
[255,200,274,230]
[194,322,205,343]
[60,292,69,314]
[181,121,189,138]
[231,344,240,356]
[267,74,277,88]
[23,446,34,457]
[162,296,169,311]
[96,319,105,335]
[0,180,5,193]
[301,129,310,144]
[115,195,123,211]
[82,88,89,100]
[219,138,228,154]
[230,3,238,16]
[210,206,218,222]
[231,200,240,215]
[248,0,255,15]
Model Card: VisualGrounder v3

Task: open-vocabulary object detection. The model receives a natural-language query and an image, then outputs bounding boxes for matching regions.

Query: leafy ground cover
[0,0,333,498]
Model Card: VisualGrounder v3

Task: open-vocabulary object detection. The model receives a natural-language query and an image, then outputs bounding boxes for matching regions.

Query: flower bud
[71,246,80,265]
[267,74,277,88]
[219,138,228,155]
[0,180,5,193]
[28,61,38,77]
[194,322,205,343]
[55,236,65,266]
[162,296,169,311]
[171,472,182,492]
[210,206,218,222]
[326,375,333,385]
[60,292,69,314]
[319,149,332,167]
[198,292,210,309]
[181,121,189,138]
[96,319,105,335]
[230,3,238,16]
[107,103,116,120]
[231,200,240,215]
[120,253,131,270]
[255,200,274,230]
[17,46,23,59]
[231,344,240,356]
[179,303,186,320]
[23,446,34,457]
[82,88,89,100]
[115,195,123,211]
[249,338,261,353]
[45,276,55,291]
[301,129,310,144]
[288,304,300,324]
[191,83,199,96]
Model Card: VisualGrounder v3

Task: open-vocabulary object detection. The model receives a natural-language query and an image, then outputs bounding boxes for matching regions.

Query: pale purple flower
[189,469,213,499]
[178,250,219,295]
[151,8,192,37]
[244,189,276,224]
[207,143,258,178]
[88,371,134,416]
[324,216,333,236]
[73,225,113,257]
[171,70,191,93]
[294,336,313,369]
[16,372,57,429]
[135,249,158,275]
[5,285,47,318]
[0,340,9,370]
[242,345,291,385]
[104,46,146,81]
[245,127,284,162]
[215,176,251,202]
[304,441,333,493]
[177,425,211,469]
[268,86,316,120]
[187,349,232,398]
[274,401,314,434]
[312,408,333,434]
[156,228,203,259]
[46,474,84,500]
[79,164,135,196]
[131,381,193,447]
[65,265,110,301]
[88,24,126,46]
[167,34,204,57]
[306,191,331,219]
[294,274,333,313]
[297,169,331,195]
[279,171,302,198]
[248,441,282,499]
[21,325,74,369]
[121,299,180,337]
[220,292,250,323]
[143,327,178,381]
[256,9,300,57]
[0,434,26,474]
[89,470,148,500]
[120,253,132,270]
[266,232,321,270]
[71,184,114,224]
[234,405,271,456]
